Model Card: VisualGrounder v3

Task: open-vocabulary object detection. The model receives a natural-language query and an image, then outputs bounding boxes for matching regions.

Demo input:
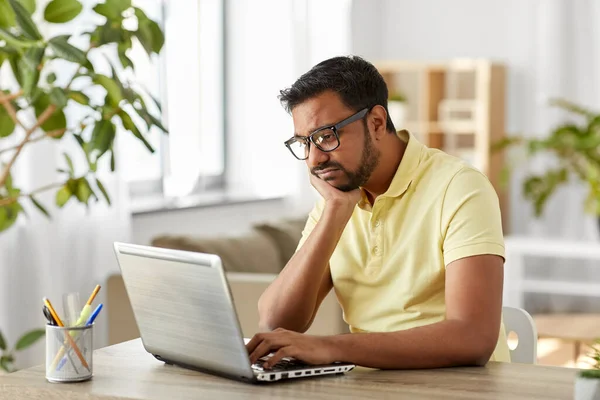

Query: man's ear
[369,105,389,140]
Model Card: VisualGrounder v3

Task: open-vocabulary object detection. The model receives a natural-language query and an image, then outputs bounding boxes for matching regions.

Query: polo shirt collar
[358,130,423,209]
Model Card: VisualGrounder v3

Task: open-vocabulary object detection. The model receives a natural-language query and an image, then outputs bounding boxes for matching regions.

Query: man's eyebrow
[294,121,335,138]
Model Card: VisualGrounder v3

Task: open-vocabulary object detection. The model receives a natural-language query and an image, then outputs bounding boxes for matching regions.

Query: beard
[311,122,381,192]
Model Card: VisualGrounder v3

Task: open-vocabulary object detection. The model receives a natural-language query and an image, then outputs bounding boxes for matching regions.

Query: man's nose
[307,144,329,167]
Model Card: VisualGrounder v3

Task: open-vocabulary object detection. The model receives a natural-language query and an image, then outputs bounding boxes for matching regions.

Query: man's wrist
[323,200,355,222]
[323,334,347,363]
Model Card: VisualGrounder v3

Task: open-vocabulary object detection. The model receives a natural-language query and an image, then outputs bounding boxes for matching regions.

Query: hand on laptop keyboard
[252,355,309,371]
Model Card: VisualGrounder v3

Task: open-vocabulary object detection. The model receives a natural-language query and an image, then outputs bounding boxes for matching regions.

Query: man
[246,55,510,370]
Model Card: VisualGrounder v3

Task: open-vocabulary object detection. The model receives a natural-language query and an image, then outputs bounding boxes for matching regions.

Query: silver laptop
[113,242,355,383]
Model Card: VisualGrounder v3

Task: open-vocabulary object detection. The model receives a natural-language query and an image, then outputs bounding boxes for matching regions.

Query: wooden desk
[0,339,578,399]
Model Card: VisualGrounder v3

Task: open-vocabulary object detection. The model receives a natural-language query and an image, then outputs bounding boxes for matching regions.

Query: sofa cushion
[253,218,307,267]
[151,231,282,274]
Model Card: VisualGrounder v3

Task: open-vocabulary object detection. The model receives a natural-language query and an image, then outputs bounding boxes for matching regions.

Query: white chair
[502,306,538,364]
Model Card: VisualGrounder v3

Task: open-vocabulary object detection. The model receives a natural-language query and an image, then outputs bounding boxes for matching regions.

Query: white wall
[352,0,565,236]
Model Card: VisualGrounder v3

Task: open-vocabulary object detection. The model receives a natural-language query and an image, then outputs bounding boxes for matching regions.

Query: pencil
[44,297,90,372]
[86,285,101,306]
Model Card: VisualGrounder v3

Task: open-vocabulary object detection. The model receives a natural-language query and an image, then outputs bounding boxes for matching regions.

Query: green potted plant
[0,329,45,373]
[0,0,167,371]
[575,339,600,400]
[493,99,600,233]
[387,91,407,131]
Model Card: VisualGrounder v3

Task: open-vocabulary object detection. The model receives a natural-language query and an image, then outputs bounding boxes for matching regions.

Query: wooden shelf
[376,59,509,232]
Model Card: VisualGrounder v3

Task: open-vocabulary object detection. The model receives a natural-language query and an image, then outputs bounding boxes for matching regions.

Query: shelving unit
[376,59,509,232]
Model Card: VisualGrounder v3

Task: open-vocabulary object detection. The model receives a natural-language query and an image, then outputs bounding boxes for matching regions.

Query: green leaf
[95,177,111,206]
[0,329,6,350]
[0,101,16,137]
[49,87,68,109]
[18,46,44,98]
[30,195,50,218]
[67,90,89,106]
[133,7,163,55]
[9,0,42,40]
[72,132,85,148]
[110,149,115,171]
[93,0,130,20]
[33,92,66,132]
[146,18,164,54]
[0,201,22,232]
[137,107,167,133]
[0,0,16,28]
[118,41,133,70]
[89,21,122,47]
[523,168,569,217]
[580,369,600,379]
[134,25,152,56]
[90,119,115,158]
[55,186,71,207]
[44,0,82,23]
[550,98,597,121]
[48,35,87,65]
[15,328,45,350]
[138,84,162,113]
[92,3,114,19]
[46,71,56,84]
[4,166,15,195]
[68,178,94,204]
[74,178,93,204]
[119,109,154,152]
[63,152,74,174]
[93,73,123,108]
[0,354,14,372]
[0,26,38,48]
[110,0,130,12]
[8,55,22,86]
[19,0,35,14]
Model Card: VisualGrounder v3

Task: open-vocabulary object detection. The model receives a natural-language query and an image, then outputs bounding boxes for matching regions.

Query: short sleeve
[295,200,325,252]
[441,167,505,266]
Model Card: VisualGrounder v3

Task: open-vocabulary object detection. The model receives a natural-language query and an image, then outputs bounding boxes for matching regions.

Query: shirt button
[373,246,380,255]
[374,220,381,227]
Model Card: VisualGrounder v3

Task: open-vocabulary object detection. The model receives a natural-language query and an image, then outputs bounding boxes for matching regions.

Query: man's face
[291,91,381,192]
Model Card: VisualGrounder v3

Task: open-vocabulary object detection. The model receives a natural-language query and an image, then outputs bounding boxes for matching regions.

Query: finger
[245,333,264,355]
[249,335,287,365]
[309,173,331,197]
[263,346,294,369]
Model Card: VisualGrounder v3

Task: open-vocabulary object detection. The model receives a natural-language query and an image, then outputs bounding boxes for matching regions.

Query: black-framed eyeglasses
[284,107,369,160]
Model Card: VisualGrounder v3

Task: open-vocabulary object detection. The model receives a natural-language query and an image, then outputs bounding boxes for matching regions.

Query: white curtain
[0,148,131,370]
[225,0,353,216]
[286,0,354,213]
[523,0,600,313]
[0,2,132,370]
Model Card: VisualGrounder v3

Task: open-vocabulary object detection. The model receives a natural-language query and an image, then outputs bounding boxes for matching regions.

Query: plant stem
[0,128,69,156]
[0,90,24,103]
[0,105,58,188]
[0,181,64,207]
[0,91,25,129]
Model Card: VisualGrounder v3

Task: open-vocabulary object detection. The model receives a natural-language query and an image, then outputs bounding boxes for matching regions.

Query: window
[121,0,225,198]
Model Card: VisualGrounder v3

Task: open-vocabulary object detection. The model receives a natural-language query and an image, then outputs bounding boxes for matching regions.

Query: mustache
[311,162,344,175]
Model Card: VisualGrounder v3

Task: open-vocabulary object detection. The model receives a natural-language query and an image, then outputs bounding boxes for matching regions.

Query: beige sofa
[106,218,348,345]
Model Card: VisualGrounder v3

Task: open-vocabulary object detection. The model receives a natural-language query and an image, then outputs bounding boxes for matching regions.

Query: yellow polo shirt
[297,130,510,363]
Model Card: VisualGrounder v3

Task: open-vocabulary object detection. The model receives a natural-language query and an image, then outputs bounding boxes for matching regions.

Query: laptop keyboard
[252,356,310,372]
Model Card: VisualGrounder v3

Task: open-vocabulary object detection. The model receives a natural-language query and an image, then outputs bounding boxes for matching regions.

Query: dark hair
[278,55,396,133]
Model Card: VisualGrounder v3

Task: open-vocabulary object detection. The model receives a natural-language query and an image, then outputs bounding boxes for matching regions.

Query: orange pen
[43,297,90,372]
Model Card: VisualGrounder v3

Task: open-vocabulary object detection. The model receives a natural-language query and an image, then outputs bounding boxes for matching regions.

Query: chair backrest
[502,306,537,364]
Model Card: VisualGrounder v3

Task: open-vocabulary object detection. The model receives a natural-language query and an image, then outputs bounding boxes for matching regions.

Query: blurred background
[1,0,599,372]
